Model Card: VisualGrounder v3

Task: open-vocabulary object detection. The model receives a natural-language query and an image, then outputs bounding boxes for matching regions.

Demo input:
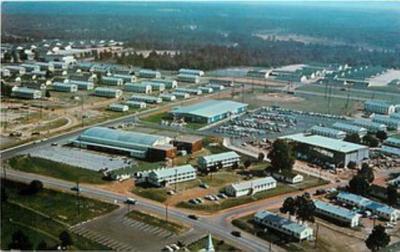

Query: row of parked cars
[188,193,229,205]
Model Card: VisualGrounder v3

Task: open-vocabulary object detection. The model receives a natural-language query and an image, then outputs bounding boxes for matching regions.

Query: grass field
[33,117,69,132]
[8,155,107,184]
[126,209,186,234]
[1,180,117,250]
[132,185,169,203]
[187,235,240,251]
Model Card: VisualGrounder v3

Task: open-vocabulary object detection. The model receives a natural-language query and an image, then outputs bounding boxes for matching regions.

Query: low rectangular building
[11,86,42,99]
[209,79,233,87]
[68,80,94,90]
[20,63,41,72]
[112,74,136,83]
[177,73,200,83]
[372,115,400,131]
[364,100,396,115]
[281,133,369,167]
[272,172,304,184]
[336,192,400,222]
[172,135,203,153]
[175,87,202,96]
[390,113,400,120]
[160,93,176,102]
[4,65,26,75]
[198,151,240,170]
[108,103,129,112]
[101,76,124,86]
[254,210,313,241]
[199,87,214,94]
[332,122,368,137]
[143,81,165,92]
[125,101,147,109]
[247,70,270,79]
[382,137,400,156]
[225,177,277,197]
[309,126,346,140]
[129,95,162,104]
[147,165,197,187]
[207,83,225,91]
[138,69,161,79]
[150,79,178,89]
[94,87,123,98]
[172,92,190,99]
[35,62,55,72]
[124,83,152,94]
[52,82,78,92]
[314,200,360,227]
[178,68,204,76]
[171,99,248,124]
[352,119,387,133]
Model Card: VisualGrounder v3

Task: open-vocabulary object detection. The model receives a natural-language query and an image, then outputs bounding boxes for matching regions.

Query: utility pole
[174,169,178,192]
[76,181,81,219]
[241,84,245,103]
[314,222,320,248]
[81,94,85,128]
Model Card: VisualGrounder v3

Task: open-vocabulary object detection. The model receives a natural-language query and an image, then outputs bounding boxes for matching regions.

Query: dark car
[231,231,241,237]
[188,214,198,220]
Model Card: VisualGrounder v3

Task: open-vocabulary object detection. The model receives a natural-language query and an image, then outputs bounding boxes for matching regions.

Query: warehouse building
[160,93,176,102]
[150,79,178,89]
[101,76,124,86]
[171,99,248,124]
[247,69,270,79]
[147,165,197,187]
[178,68,204,76]
[11,86,42,99]
[124,83,152,94]
[125,101,147,109]
[94,87,123,98]
[72,127,175,160]
[112,74,136,83]
[108,103,129,112]
[382,137,400,156]
[172,135,203,153]
[143,81,165,92]
[177,73,200,83]
[352,119,387,133]
[225,177,277,197]
[199,87,214,94]
[336,192,400,222]
[314,200,360,228]
[129,95,162,104]
[198,151,240,170]
[272,172,304,184]
[281,133,369,167]
[52,82,78,92]
[308,126,346,140]
[172,92,190,99]
[332,122,368,137]
[372,115,400,131]
[254,210,313,241]
[138,69,161,79]
[209,79,233,87]
[364,100,396,115]
[175,87,202,96]
[68,80,94,90]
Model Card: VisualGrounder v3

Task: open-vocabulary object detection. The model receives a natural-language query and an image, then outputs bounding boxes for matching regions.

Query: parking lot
[23,146,134,172]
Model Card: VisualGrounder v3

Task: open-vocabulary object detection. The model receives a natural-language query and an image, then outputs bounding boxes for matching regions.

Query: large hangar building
[72,127,176,160]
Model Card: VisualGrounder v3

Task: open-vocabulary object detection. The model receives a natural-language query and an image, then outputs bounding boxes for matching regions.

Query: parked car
[188,214,199,220]
[231,231,241,237]
[70,186,82,192]
[200,183,209,189]
[125,197,137,205]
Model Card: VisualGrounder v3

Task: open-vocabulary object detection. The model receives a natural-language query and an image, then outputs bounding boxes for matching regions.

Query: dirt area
[95,180,135,195]
[256,92,305,103]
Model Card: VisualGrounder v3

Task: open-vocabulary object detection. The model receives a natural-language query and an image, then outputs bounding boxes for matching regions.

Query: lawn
[126,209,186,234]
[8,155,107,184]
[33,117,69,132]
[187,235,240,251]
[132,184,169,203]
[1,179,116,250]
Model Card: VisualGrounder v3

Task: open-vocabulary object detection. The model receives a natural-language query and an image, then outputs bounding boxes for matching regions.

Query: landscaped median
[126,209,187,234]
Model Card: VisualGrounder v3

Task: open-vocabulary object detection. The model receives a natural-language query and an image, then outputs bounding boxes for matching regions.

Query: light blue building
[314,200,360,227]
[171,99,248,124]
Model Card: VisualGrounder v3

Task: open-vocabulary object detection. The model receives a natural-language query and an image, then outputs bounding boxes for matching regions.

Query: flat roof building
[73,127,173,160]
[172,135,203,153]
[332,122,368,137]
[364,100,396,115]
[101,76,124,86]
[129,95,162,104]
[198,151,240,170]
[11,86,42,99]
[372,115,400,131]
[272,172,304,184]
[124,83,152,94]
[314,200,360,227]
[178,68,204,76]
[108,103,129,112]
[52,82,78,92]
[281,133,369,166]
[94,87,123,98]
[147,165,197,187]
[254,210,313,241]
[309,126,346,140]
[171,99,248,124]
[225,177,277,198]
[138,69,161,79]
[337,192,400,222]
[177,73,200,83]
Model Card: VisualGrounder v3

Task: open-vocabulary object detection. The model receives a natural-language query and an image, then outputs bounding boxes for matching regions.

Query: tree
[232,162,239,170]
[359,163,374,184]
[348,174,369,196]
[347,161,357,169]
[257,153,265,162]
[376,131,388,141]
[344,133,361,144]
[267,139,295,173]
[45,90,51,98]
[295,193,316,224]
[387,184,398,206]
[36,240,48,250]
[365,225,390,251]
[243,160,252,170]
[59,231,73,248]
[20,180,44,195]
[280,197,296,221]
[363,134,379,148]
[8,230,33,250]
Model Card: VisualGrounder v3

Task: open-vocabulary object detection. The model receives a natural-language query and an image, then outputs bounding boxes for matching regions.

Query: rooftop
[314,200,359,220]
[254,210,311,235]
[280,133,367,153]
[150,165,196,178]
[230,177,276,191]
[172,99,248,118]
[199,151,240,163]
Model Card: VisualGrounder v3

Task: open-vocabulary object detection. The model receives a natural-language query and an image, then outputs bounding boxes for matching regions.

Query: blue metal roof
[314,200,358,220]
